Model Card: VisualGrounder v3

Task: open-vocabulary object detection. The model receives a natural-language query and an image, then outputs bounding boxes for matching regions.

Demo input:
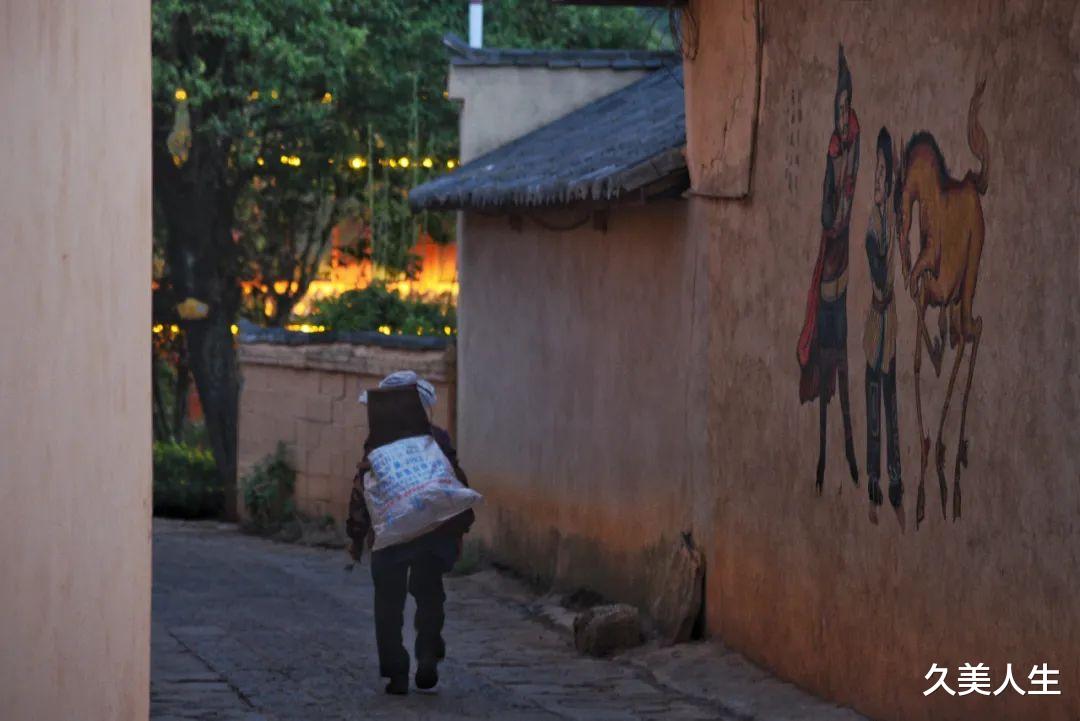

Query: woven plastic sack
[363,434,482,551]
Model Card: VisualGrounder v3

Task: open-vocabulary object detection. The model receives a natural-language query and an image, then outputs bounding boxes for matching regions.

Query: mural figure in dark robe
[797,45,860,494]
[863,127,904,527]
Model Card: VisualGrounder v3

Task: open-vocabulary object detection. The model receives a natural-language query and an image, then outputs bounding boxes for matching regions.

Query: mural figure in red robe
[798,45,860,494]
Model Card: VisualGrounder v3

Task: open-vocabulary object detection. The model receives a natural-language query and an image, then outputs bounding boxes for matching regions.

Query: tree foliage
[151,0,667,515]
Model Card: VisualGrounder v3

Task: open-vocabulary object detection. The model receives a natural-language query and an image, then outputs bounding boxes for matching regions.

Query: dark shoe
[415,661,439,690]
[385,676,409,695]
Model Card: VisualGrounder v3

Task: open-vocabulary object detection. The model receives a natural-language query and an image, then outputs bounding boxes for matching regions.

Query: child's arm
[345,459,372,561]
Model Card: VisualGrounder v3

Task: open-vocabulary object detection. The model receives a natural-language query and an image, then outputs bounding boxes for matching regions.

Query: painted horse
[896,80,990,527]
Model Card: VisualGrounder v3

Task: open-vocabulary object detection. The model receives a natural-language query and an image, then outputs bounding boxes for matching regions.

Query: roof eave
[408,146,688,213]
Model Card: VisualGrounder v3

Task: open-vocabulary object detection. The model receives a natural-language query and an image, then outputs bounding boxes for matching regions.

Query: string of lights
[172,88,460,172]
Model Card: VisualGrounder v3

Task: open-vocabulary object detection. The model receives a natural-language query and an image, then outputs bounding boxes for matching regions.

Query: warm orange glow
[289,230,458,317]
[237,221,457,321]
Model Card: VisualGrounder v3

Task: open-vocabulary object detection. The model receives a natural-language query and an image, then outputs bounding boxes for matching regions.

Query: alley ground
[151,520,867,721]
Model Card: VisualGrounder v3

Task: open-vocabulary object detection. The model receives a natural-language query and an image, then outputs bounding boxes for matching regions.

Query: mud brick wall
[237,340,455,523]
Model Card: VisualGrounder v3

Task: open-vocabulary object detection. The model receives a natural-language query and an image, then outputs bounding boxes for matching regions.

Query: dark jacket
[346,425,474,567]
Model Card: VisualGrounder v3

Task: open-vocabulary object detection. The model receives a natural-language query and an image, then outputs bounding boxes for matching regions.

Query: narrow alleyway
[151,520,867,721]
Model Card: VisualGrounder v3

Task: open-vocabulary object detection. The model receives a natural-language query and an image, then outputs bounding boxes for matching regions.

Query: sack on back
[363,434,482,551]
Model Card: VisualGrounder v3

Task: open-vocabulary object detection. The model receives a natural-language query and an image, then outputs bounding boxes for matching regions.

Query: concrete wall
[449,65,651,162]
[456,1,1080,719]
[0,2,152,720]
[238,342,455,523]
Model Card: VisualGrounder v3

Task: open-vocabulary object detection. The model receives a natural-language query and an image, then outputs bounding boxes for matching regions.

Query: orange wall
[0,2,152,719]
[455,2,1080,720]
[694,2,1079,720]
[457,202,711,601]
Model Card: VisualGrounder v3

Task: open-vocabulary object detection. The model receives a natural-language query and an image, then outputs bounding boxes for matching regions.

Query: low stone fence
[237,331,456,523]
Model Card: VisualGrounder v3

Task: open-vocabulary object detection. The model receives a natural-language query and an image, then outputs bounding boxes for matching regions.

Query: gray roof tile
[410,65,686,211]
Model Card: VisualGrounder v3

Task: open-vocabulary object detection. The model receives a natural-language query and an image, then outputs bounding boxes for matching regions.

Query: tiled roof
[409,65,686,211]
[444,33,678,71]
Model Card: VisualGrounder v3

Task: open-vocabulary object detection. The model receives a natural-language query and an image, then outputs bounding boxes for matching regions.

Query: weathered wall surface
[449,66,650,162]
[0,2,152,719]
[456,1,1079,719]
[238,342,455,522]
[689,1,1080,720]
[457,203,711,605]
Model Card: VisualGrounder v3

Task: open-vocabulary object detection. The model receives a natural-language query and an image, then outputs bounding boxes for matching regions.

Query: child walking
[346,370,475,695]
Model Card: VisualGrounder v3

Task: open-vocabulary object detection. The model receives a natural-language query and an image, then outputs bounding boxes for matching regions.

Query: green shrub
[241,442,297,533]
[153,441,222,518]
[305,282,456,336]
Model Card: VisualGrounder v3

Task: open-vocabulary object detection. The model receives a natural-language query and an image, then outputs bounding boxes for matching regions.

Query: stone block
[319,372,346,399]
[302,396,333,423]
[296,420,322,455]
[650,534,705,645]
[305,447,332,476]
[573,604,643,657]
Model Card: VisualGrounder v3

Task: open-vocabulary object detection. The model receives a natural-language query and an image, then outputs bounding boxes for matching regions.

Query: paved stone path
[151,520,868,721]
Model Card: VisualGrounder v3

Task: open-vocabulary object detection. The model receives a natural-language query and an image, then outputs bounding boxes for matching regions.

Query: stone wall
[238,340,456,523]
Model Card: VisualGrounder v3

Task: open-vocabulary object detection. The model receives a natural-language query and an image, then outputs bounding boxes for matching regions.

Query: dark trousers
[865,362,902,507]
[371,550,446,679]
[814,292,859,490]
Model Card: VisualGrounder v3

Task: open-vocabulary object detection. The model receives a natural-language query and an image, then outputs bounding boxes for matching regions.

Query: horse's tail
[967,78,990,195]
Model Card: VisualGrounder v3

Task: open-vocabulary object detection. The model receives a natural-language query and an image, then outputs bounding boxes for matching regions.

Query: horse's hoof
[916,485,926,528]
[957,438,969,468]
[930,342,944,377]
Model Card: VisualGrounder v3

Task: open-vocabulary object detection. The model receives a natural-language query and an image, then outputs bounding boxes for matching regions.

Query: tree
[152,0,667,517]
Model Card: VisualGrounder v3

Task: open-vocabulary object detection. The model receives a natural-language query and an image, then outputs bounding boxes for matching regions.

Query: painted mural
[898,80,990,527]
[863,127,904,527]
[797,44,991,529]
[797,45,860,495]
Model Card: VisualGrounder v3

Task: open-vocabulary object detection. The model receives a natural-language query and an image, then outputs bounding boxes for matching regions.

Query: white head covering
[358,369,437,409]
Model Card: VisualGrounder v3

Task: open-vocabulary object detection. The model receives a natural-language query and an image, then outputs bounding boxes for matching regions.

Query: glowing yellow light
[416,327,423,336]
[174,88,188,101]
[388,158,398,168]
[230,324,239,335]
[442,90,449,99]
[348,156,365,170]
[422,157,434,169]
[446,159,457,170]
[270,89,280,100]
[444,326,452,335]
[152,324,164,334]
[169,324,180,334]
[256,157,265,166]
[398,157,410,168]
[322,92,333,104]
[280,154,290,165]
[290,155,301,167]
[328,158,334,165]
[378,325,391,335]
[249,89,260,101]
[285,323,326,334]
